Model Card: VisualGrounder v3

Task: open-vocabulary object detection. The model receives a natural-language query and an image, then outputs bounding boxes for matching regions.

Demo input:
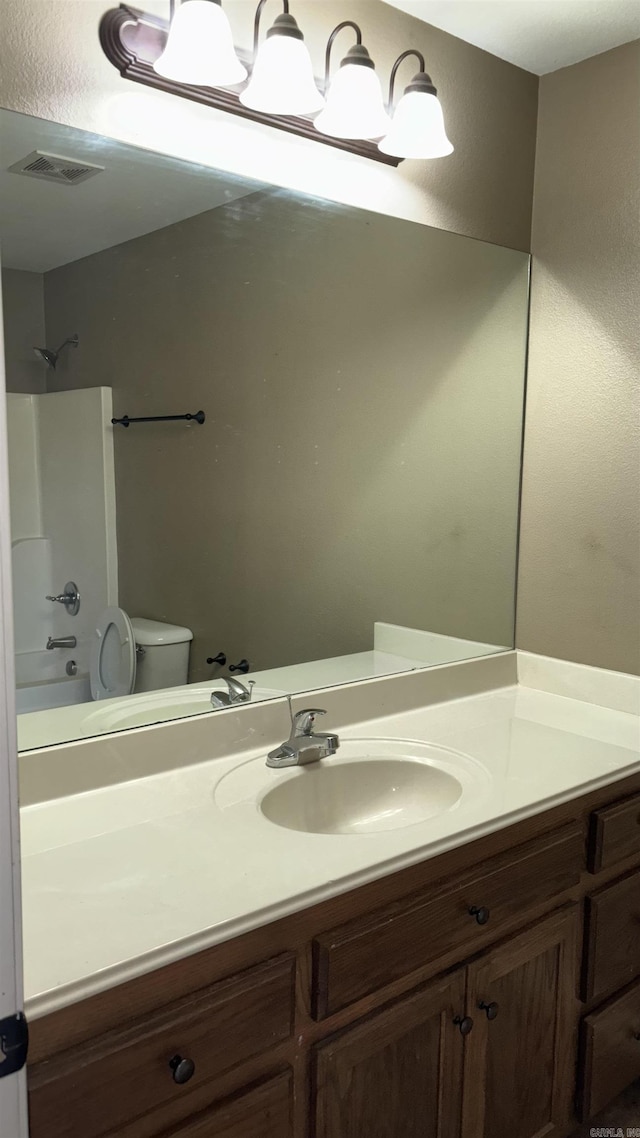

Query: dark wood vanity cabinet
[314,906,580,1138]
[588,790,640,872]
[28,954,296,1138]
[314,970,466,1138]
[576,790,640,1121]
[27,773,640,1138]
[159,1073,294,1138]
[583,866,640,1002]
[463,906,579,1138]
[579,978,640,1120]
[312,822,583,1020]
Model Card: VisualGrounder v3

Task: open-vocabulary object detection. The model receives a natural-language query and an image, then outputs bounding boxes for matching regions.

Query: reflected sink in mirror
[83,683,286,732]
[215,739,491,835]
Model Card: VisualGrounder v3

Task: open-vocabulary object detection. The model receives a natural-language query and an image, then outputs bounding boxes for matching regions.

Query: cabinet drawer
[588,791,640,873]
[313,823,583,1019]
[28,954,295,1138]
[583,868,640,1002]
[579,977,640,1120]
[162,1071,293,1137]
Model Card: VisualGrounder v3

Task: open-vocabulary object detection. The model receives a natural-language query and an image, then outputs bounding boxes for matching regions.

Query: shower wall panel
[7,387,117,699]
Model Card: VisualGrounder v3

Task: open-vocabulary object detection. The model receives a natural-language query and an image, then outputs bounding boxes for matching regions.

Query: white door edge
[0,261,29,1136]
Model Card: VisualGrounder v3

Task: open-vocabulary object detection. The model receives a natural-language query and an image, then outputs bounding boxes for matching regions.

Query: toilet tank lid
[130,617,194,646]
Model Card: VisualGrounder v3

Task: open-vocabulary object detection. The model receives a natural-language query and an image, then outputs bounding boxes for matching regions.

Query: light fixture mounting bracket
[99,5,402,166]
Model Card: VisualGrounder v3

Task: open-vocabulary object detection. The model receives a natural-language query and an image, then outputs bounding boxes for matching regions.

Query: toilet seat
[90,606,136,701]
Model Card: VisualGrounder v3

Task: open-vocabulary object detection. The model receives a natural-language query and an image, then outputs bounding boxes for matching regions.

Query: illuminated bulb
[315,45,391,140]
[153,0,247,89]
[240,13,324,116]
[379,72,453,159]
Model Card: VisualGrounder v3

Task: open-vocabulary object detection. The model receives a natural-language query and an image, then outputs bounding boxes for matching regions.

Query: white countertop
[20,681,639,1019]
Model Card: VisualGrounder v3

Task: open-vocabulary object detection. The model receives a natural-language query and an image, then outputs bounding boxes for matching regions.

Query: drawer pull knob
[469,905,490,925]
[453,1015,474,1036]
[634,1032,640,1041]
[169,1055,196,1084]
[479,1000,499,1020]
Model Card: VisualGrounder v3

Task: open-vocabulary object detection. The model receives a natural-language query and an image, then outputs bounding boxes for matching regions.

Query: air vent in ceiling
[7,150,105,186]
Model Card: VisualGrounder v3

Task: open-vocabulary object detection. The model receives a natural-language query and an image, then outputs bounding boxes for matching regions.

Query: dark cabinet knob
[206,653,227,666]
[453,1015,474,1036]
[469,905,490,925]
[229,659,250,675]
[479,1000,499,1020]
[169,1055,195,1084]
[634,1031,640,1041]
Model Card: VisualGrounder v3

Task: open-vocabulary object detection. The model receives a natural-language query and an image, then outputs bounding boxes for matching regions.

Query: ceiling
[0,111,259,273]
[382,0,640,74]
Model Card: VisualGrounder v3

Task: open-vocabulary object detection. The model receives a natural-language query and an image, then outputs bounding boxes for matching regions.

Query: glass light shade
[315,63,391,140]
[379,90,453,159]
[153,0,247,88]
[240,33,324,116]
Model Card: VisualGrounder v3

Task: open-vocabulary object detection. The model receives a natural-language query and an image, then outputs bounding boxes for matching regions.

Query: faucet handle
[293,708,326,736]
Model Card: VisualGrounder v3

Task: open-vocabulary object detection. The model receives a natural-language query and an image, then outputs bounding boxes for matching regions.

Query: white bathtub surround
[517,651,640,716]
[18,647,639,1019]
[11,538,55,656]
[15,675,90,715]
[7,388,118,701]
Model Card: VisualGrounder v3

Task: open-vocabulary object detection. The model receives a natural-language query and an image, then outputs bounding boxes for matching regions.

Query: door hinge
[0,1012,29,1077]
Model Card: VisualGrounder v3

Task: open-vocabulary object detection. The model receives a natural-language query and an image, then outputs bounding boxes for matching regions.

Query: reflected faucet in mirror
[210,677,255,709]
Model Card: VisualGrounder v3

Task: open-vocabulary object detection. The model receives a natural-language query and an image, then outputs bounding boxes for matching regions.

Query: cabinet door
[314,969,466,1138]
[160,1072,292,1137]
[463,906,579,1138]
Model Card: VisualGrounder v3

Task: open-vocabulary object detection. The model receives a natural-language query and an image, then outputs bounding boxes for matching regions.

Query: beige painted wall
[517,41,640,674]
[1,268,46,394]
[41,193,528,680]
[0,0,537,252]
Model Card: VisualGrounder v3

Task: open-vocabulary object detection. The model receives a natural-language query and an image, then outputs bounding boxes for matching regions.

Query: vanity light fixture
[379,50,453,160]
[99,4,454,166]
[239,0,324,117]
[314,21,391,141]
[153,0,247,88]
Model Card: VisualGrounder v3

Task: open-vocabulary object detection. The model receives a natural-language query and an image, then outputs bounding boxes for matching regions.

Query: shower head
[33,334,79,369]
[34,346,58,367]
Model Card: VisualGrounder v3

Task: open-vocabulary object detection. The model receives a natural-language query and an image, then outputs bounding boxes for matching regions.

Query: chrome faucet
[210,677,255,709]
[46,635,77,650]
[267,707,340,768]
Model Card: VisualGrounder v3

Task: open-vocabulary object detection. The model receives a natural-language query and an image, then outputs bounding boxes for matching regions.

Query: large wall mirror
[0,109,530,751]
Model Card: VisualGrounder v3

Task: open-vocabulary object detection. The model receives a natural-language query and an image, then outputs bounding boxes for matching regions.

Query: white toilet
[90,607,193,701]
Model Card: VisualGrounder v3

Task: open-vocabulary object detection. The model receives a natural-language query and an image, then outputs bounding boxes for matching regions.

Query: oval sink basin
[260,758,462,835]
[214,738,489,836]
